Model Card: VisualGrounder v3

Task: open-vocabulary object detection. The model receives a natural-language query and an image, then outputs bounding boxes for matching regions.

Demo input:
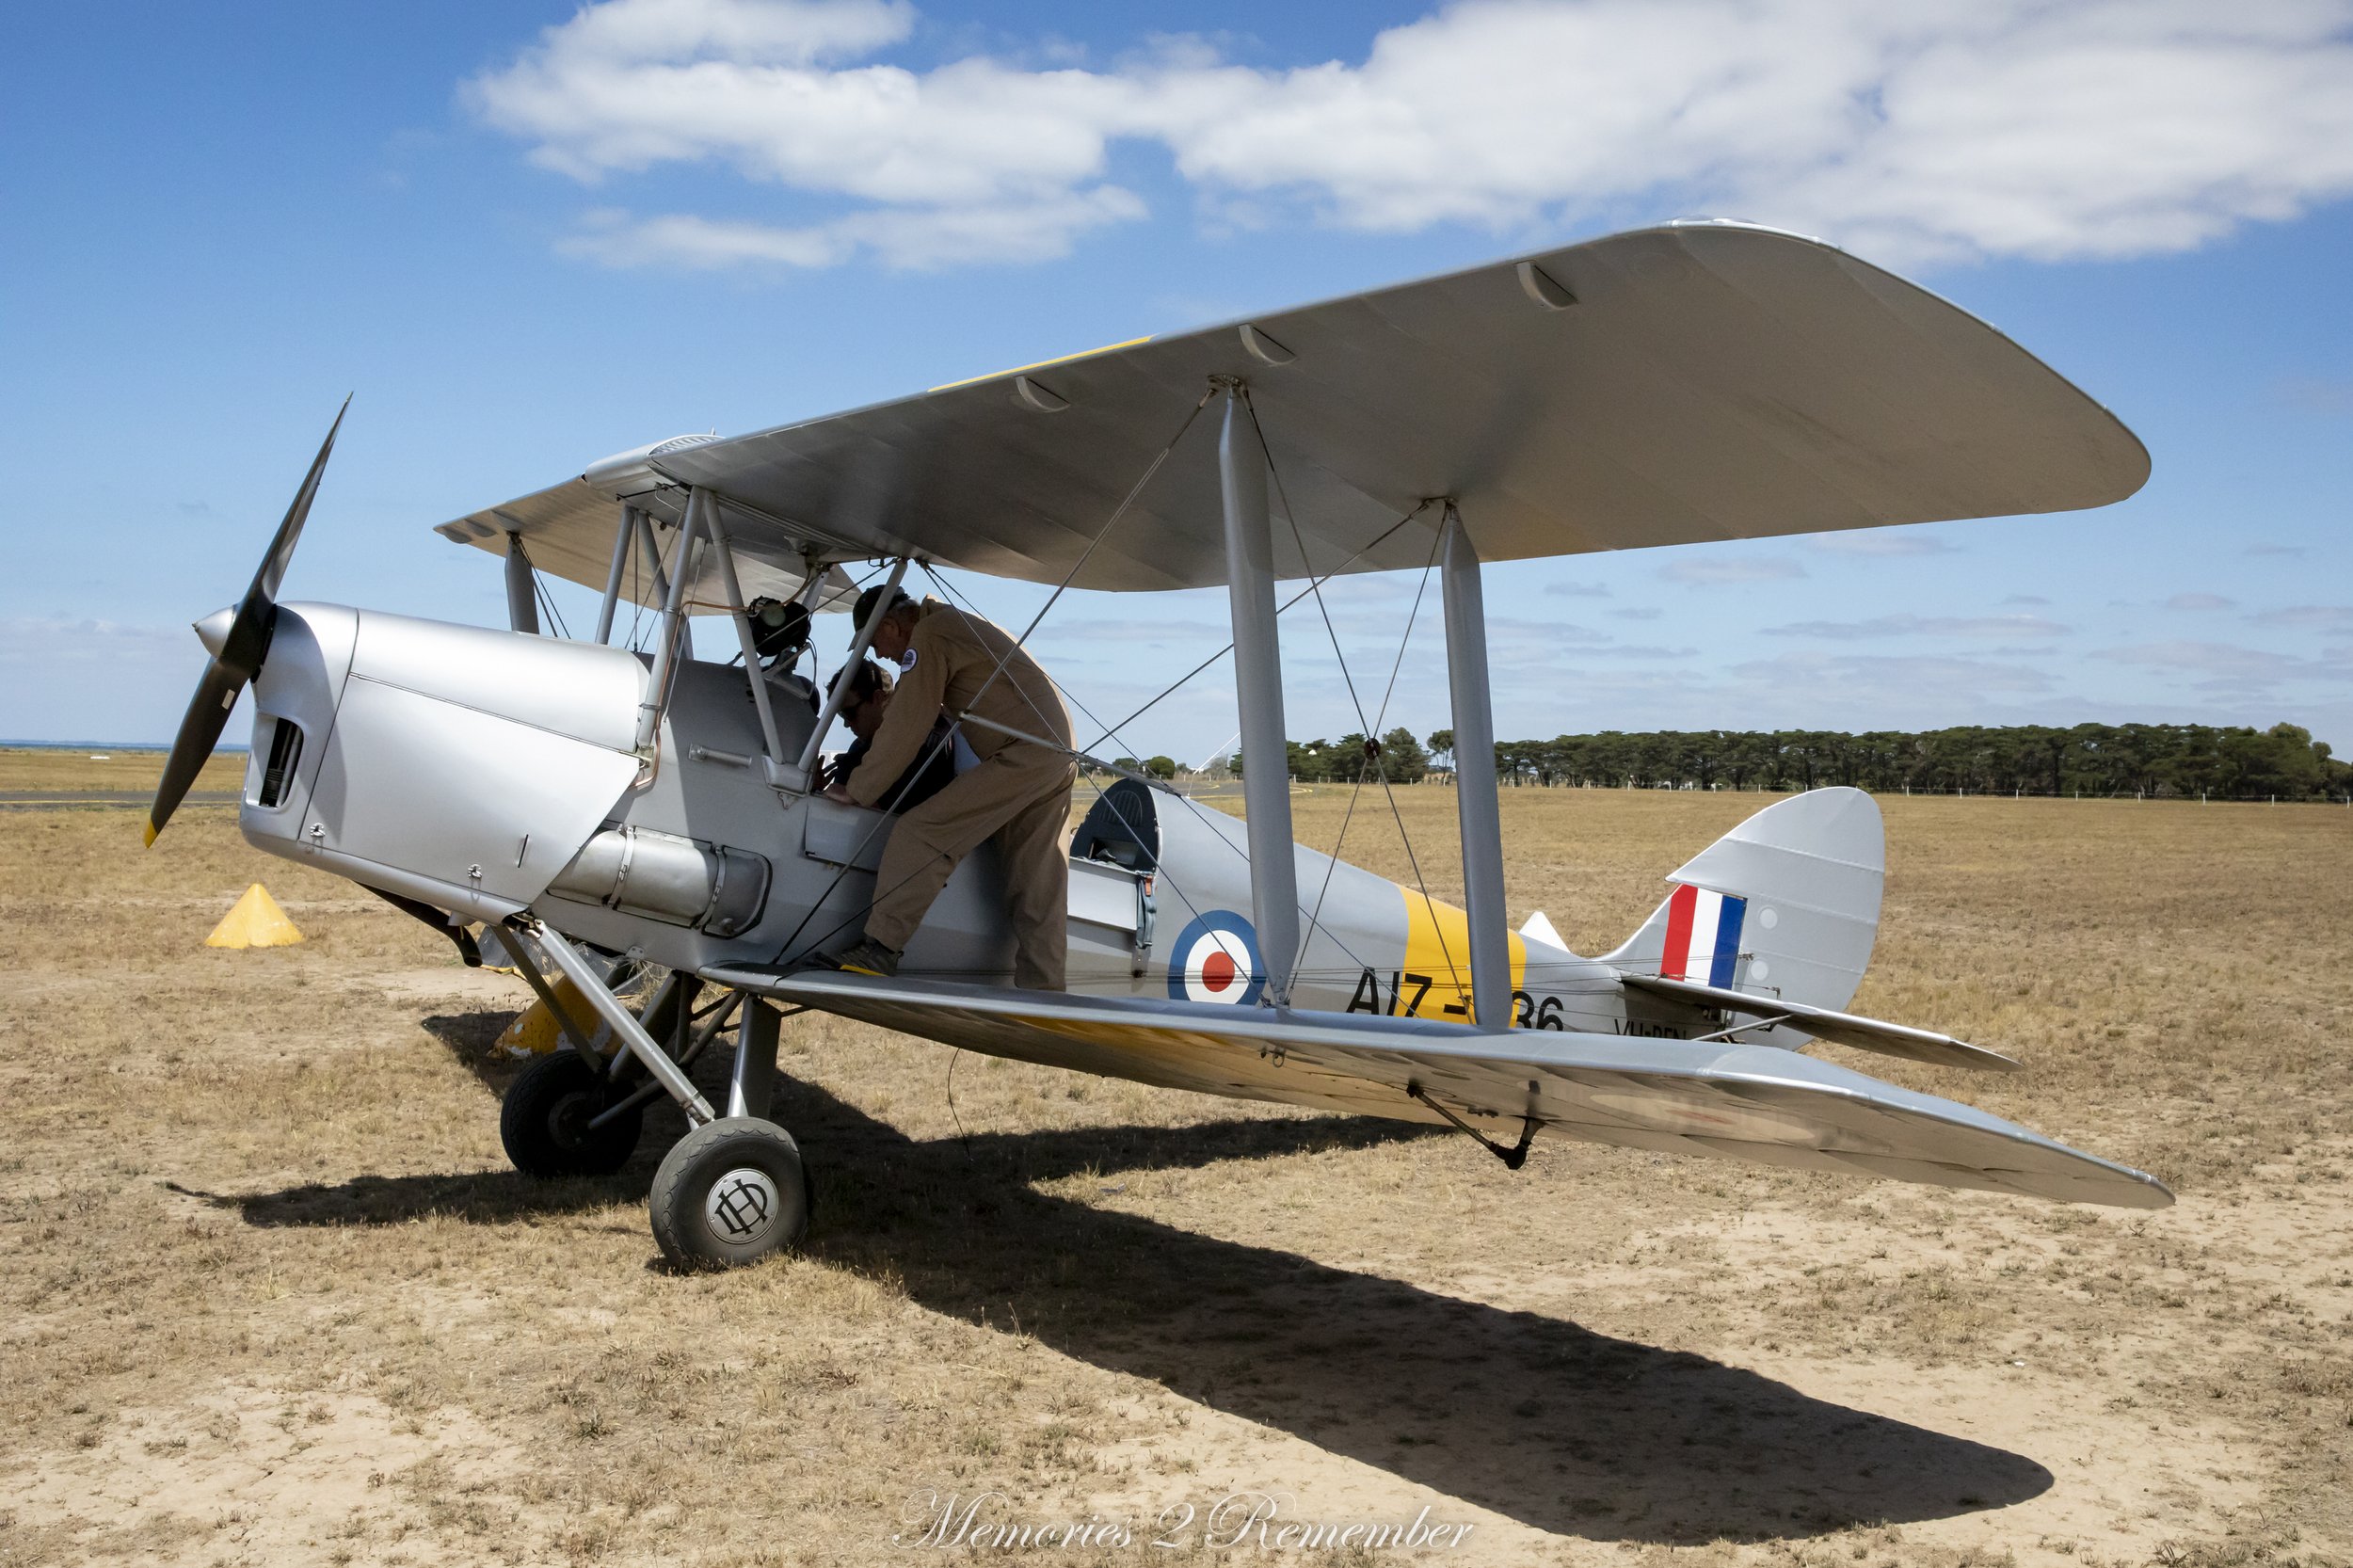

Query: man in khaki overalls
[822,587,1077,989]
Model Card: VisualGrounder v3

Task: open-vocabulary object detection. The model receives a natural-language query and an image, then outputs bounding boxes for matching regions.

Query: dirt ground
[1,759,2347,1567]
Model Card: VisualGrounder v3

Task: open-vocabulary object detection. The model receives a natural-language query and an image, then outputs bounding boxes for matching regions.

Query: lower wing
[714,968,2170,1210]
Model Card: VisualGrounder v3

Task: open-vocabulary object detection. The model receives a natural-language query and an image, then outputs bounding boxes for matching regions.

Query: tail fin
[1604,787,1883,1014]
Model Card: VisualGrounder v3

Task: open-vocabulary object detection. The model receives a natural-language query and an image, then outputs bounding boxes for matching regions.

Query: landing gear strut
[499,920,810,1268]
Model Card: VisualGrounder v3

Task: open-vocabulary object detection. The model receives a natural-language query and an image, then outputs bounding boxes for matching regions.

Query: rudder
[1604,787,1883,1014]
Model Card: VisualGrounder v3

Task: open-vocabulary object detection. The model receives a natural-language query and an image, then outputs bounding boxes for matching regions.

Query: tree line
[1233,722,2347,800]
[1226,729,1436,785]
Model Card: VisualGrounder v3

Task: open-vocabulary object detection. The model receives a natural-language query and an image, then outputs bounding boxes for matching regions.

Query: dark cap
[849,584,914,645]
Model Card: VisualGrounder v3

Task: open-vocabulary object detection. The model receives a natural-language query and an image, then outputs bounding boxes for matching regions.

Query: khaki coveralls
[846,600,1077,990]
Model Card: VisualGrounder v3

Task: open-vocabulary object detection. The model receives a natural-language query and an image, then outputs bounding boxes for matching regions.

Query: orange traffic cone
[205,884,304,948]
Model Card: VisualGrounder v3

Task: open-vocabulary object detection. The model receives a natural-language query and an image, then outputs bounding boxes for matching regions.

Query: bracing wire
[760,390,1213,969]
[1245,390,1465,1000]
[531,567,571,641]
[1297,536,1441,963]
[915,565,1239,964]
[1073,500,1434,757]
[622,512,648,653]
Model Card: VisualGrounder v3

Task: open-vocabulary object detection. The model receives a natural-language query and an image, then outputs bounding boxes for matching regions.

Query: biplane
[148,220,2170,1269]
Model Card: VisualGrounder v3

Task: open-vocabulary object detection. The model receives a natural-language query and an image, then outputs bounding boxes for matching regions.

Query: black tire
[500,1050,643,1178]
[648,1118,809,1269]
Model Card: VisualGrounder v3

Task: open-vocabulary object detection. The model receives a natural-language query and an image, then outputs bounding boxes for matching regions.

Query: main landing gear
[649,1118,810,1268]
[501,1050,643,1177]
[496,920,810,1269]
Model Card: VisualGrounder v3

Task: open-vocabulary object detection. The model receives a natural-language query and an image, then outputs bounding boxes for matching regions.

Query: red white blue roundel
[1167,910,1264,1006]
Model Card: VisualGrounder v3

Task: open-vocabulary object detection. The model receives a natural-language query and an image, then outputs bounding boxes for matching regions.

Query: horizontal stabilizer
[1623,972,2020,1073]
[1520,909,1566,950]
[713,968,2165,1209]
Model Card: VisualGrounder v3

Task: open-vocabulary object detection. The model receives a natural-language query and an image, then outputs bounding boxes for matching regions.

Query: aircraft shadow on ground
[778,1078,2050,1544]
[219,1044,2050,1544]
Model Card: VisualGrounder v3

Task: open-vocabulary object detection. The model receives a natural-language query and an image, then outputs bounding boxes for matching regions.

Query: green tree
[1378,727,1431,783]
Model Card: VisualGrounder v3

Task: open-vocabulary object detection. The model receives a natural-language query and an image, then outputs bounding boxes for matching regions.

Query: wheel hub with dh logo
[705,1167,780,1243]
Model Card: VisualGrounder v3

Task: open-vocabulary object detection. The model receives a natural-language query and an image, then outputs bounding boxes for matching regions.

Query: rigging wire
[1295,534,1442,964]
[531,566,571,641]
[759,389,1215,968]
[914,564,1238,964]
[1244,390,1465,1000]
[1073,500,1434,757]
[916,553,1381,978]
[623,513,648,652]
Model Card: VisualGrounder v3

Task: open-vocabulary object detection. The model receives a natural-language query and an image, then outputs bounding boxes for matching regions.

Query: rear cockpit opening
[1071,777,1160,872]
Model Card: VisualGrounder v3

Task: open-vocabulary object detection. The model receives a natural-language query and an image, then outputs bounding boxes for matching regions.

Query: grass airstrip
[1,747,2347,1566]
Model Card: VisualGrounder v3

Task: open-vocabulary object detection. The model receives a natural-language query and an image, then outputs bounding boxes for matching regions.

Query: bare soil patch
[1,783,2345,1566]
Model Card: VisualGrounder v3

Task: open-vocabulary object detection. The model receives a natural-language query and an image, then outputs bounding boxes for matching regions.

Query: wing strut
[1407,1080,1538,1170]
[1438,502,1512,1028]
[1217,376,1301,1006]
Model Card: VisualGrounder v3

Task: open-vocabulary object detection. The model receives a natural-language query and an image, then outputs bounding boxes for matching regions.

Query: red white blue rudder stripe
[1659,885,1747,986]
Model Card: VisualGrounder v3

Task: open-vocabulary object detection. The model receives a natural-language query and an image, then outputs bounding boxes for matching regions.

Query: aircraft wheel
[500,1050,642,1178]
[648,1118,809,1270]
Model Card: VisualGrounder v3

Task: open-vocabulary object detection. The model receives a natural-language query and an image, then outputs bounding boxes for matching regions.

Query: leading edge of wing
[630,221,2151,593]
[729,969,2170,1209]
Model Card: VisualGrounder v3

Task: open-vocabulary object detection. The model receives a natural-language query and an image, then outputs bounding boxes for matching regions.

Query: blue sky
[6,0,2350,760]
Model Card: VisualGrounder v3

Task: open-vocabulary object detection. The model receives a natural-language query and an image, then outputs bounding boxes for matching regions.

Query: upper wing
[1621,971,2022,1073]
[439,221,2148,597]
[430,471,861,618]
[722,968,2169,1208]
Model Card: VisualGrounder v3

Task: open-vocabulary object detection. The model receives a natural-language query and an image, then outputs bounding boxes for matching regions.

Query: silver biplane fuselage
[154,222,2175,1269]
[228,597,1684,1021]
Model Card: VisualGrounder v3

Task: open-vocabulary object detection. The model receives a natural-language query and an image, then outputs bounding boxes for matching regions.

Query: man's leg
[993,757,1079,991]
[862,763,1018,954]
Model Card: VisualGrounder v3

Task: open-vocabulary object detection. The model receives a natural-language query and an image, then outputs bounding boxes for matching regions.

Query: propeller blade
[145,659,243,846]
[145,398,349,846]
[216,395,349,683]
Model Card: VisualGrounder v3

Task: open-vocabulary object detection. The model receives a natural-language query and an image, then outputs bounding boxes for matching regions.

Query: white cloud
[1764,612,2072,639]
[1806,531,1960,556]
[1658,555,1806,584]
[472,0,2353,272]
[0,617,231,743]
[2277,375,2353,411]
[2251,604,2353,629]
[2091,639,2340,691]
[2164,592,2235,611]
[559,186,1145,269]
[0,616,193,667]
[1728,650,2059,697]
[1544,579,1610,597]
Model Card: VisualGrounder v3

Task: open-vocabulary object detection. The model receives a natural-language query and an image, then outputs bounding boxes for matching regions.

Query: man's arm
[846,628,951,808]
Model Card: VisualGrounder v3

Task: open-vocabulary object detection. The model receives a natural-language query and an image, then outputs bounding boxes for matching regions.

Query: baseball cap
[849,584,913,645]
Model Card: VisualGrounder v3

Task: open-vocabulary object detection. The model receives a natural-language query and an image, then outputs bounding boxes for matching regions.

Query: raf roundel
[1167,911,1264,1007]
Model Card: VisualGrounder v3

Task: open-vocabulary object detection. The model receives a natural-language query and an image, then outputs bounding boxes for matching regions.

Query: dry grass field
[0,747,244,794]
[2,753,2348,1567]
